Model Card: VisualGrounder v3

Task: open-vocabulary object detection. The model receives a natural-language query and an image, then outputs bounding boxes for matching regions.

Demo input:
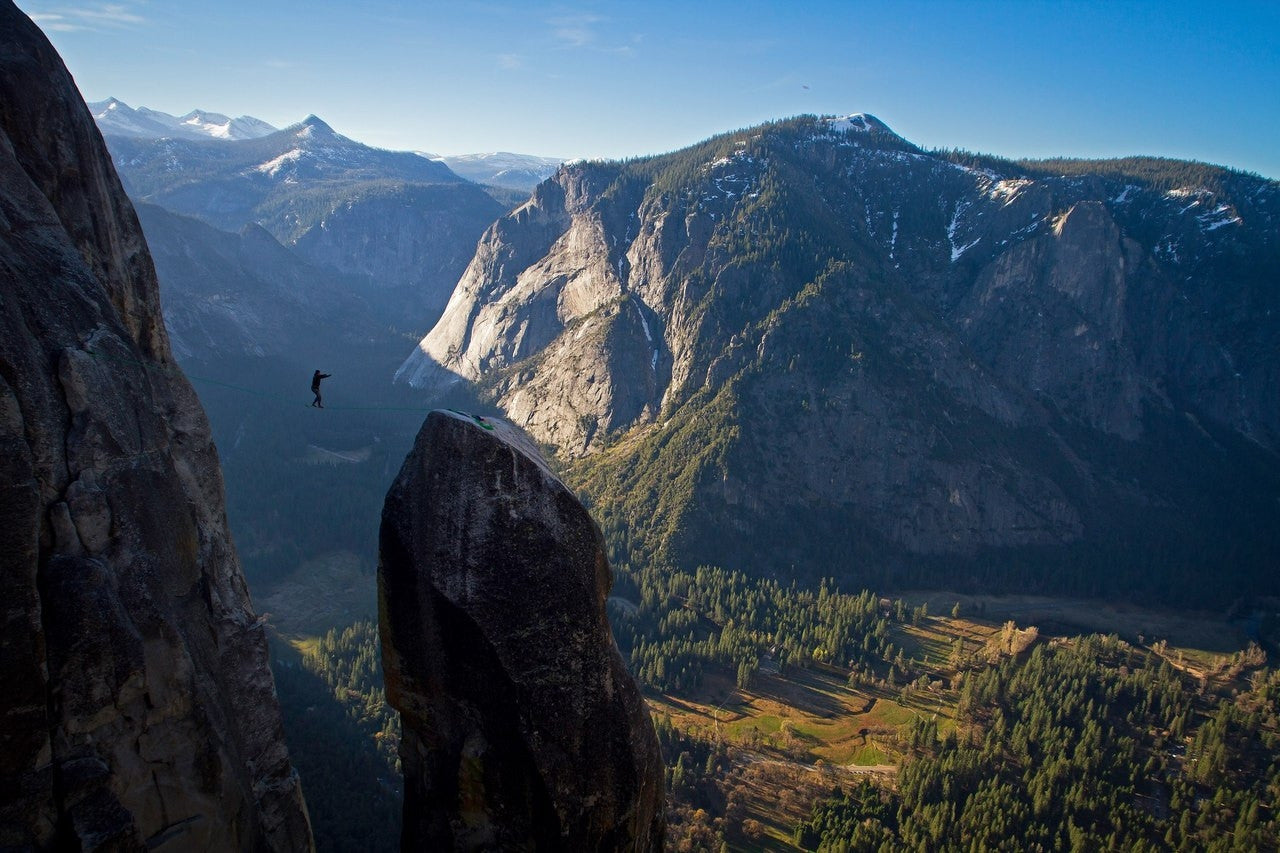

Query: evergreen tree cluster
[653,714,734,852]
[307,621,401,772]
[793,637,1280,851]
[612,562,923,693]
[272,621,401,852]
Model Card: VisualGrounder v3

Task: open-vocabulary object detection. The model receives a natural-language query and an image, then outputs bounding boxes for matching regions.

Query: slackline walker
[82,346,438,414]
[310,369,332,408]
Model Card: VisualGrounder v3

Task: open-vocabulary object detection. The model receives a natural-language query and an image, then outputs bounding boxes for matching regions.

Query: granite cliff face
[133,202,380,364]
[0,4,312,848]
[379,411,664,850]
[289,181,505,324]
[398,115,1280,601]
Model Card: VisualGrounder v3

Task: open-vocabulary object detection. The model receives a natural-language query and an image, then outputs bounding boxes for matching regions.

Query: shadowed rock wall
[380,411,664,851]
[0,3,312,849]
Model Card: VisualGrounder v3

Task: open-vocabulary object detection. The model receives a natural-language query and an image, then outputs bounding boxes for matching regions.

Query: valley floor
[647,591,1271,851]
[257,554,1276,852]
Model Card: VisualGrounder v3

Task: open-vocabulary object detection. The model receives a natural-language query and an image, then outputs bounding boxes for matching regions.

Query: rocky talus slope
[379,411,664,850]
[0,3,312,848]
[399,115,1280,601]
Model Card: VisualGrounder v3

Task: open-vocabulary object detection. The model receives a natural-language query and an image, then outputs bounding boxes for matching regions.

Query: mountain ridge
[133,201,383,363]
[90,97,565,191]
[101,113,504,325]
[397,112,1280,604]
[89,97,279,141]
[424,151,565,191]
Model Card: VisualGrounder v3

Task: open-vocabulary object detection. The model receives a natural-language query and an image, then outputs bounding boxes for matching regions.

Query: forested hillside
[273,623,400,851]
[402,113,1279,606]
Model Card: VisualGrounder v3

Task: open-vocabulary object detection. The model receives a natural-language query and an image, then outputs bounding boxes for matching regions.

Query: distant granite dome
[429,151,566,191]
[0,2,312,848]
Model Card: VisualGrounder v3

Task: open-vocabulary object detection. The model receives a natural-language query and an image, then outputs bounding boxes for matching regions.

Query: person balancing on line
[310,369,331,408]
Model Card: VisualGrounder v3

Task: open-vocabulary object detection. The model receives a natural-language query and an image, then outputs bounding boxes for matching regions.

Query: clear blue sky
[18,1,1280,177]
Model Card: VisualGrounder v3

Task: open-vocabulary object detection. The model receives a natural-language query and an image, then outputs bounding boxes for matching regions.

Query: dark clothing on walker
[311,371,331,407]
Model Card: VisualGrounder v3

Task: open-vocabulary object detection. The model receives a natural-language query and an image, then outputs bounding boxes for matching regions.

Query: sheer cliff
[380,411,664,850]
[0,4,312,848]
[398,115,1280,602]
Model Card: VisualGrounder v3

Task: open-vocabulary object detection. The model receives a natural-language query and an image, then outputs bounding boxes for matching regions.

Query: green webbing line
[447,408,495,430]
[184,371,283,400]
[84,347,435,414]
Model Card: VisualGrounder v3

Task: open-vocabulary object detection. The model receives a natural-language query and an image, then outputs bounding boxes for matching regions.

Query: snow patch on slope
[1199,205,1242,231]
[826,114,877,133]
[988,178,1033,206]
[256,148,305,177]
[948,201,980,261]
[1113,185,1138,204]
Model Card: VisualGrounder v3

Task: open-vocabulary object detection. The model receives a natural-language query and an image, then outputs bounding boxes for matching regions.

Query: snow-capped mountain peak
[178,109,256,140]
[299,114,333,133]
[87,98,278,141]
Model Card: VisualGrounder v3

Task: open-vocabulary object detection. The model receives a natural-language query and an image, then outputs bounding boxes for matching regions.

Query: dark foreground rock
[379,410,664,851]
[0,3,312,849]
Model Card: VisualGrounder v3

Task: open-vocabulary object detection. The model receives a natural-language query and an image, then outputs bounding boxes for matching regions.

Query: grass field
[650,663,917,768]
